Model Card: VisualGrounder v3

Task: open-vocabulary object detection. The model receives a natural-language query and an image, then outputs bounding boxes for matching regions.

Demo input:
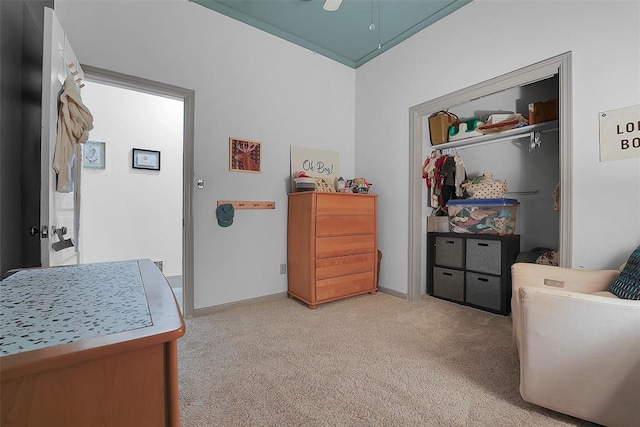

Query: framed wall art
[83,140,106,169]
[229,137,261,173]
[132,148,161,171]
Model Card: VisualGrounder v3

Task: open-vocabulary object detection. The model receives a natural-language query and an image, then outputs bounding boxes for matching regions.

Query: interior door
[40,7,82,267]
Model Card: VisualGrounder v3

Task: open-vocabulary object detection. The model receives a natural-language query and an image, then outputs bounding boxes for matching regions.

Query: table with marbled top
[0,259,185,427]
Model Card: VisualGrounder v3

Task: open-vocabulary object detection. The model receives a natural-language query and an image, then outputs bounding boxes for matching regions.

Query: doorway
[81,65,195,317]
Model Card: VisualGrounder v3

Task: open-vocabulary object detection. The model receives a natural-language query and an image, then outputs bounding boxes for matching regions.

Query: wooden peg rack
[217,200,275,210]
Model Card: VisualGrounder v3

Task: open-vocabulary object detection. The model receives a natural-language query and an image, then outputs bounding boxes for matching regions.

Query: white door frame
[81,65,196,318]
[407,52,573,301]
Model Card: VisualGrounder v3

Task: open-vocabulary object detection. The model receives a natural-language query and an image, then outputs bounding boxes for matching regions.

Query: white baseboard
[193,292,288,317]
[193,287,409,317]
[378,286,408,300]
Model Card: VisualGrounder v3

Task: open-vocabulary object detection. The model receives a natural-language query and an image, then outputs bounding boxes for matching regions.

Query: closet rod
[506,190,539,195]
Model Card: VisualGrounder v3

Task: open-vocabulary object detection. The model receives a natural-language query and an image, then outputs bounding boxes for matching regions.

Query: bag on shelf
[461,172,508,199]
[428,110,459,145]
[478,113,527,134]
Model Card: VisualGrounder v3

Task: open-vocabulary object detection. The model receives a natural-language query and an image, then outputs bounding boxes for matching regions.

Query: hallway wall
[80,81,183,277]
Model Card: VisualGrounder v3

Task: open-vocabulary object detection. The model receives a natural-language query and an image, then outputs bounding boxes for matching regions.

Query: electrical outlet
[280,264,287,274]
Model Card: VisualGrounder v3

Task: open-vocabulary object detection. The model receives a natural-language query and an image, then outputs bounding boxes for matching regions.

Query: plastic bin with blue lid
[446,198,519,235]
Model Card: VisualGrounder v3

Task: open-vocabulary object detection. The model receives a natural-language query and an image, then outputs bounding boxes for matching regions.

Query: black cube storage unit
[427,232,521,315]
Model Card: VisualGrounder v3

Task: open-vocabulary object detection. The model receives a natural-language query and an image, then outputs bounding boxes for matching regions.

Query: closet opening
[408,52,572,302]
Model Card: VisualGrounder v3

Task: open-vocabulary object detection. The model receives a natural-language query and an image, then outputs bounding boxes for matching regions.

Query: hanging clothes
[436,155,457,210]
[52,75,94,193]
[422,152,439,209]
[423,151,466,212]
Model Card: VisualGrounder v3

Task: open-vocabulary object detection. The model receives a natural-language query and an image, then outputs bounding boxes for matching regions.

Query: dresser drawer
[316,271,374,301]
[316,235,375,258]
[316,253,375,280]
[433,266,464,302]
[466,239,501,275]
[316,194,375,216]
[434,236,464,269]
[316,215,374,237]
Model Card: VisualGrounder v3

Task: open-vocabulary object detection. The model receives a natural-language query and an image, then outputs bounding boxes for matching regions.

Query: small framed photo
[132,148,161,171]
[83,141,105,169]
[229,137,261,173]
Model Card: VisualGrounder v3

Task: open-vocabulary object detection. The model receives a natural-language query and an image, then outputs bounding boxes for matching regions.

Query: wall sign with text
[599,104,640,162]
[290,146,340,192]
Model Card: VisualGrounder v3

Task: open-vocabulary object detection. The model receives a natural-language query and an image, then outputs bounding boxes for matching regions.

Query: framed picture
[229,137,261,173]
[132,148,161,171]
[83,141,105,169]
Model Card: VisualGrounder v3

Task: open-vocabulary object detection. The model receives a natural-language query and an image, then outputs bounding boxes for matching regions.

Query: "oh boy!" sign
[290,146,341,192]
[599,104,640,161]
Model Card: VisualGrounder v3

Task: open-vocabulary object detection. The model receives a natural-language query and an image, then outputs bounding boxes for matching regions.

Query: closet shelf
[431,120,559,151]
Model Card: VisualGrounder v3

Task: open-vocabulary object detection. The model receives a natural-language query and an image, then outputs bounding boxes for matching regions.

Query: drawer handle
[478,243,489,247]
[477,277,489,282]
[445,240,455,244]
[443,272,453,276]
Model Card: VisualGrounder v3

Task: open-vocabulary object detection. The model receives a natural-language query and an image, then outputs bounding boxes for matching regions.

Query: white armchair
[511,263,640,427]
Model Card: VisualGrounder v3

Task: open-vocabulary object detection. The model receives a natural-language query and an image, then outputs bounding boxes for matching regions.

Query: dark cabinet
[427,232,520,315]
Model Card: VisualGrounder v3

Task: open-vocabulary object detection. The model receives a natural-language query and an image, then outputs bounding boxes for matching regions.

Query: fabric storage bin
[465,272,502,311]
[433,267,464,302]
[447,198,519,235]
[434,236,464,269]
[466,239,501,275]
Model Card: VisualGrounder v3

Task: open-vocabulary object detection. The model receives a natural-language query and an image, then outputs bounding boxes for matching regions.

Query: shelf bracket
[529,130,542,153]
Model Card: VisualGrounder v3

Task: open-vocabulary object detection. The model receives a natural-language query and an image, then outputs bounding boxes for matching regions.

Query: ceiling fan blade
[323,0,343,12]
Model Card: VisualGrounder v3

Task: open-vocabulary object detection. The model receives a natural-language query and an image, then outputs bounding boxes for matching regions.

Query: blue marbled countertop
[0,260,152,357]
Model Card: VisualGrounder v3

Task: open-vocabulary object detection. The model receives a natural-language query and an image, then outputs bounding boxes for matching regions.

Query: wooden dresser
[288,192,378,309]
[0,259,185,427]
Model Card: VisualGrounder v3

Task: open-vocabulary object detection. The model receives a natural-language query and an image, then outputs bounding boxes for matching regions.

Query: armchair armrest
[512,263,620,294]
[516,286,640,427]
[511,263,621,353]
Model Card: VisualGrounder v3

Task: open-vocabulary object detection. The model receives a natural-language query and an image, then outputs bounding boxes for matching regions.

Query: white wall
[356,0,640,294]
[79,81,183,277]
[55,0,356,309]
[57,0,640,303]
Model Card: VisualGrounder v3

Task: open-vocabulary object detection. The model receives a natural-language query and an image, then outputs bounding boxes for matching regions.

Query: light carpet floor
[178,293,594,426]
